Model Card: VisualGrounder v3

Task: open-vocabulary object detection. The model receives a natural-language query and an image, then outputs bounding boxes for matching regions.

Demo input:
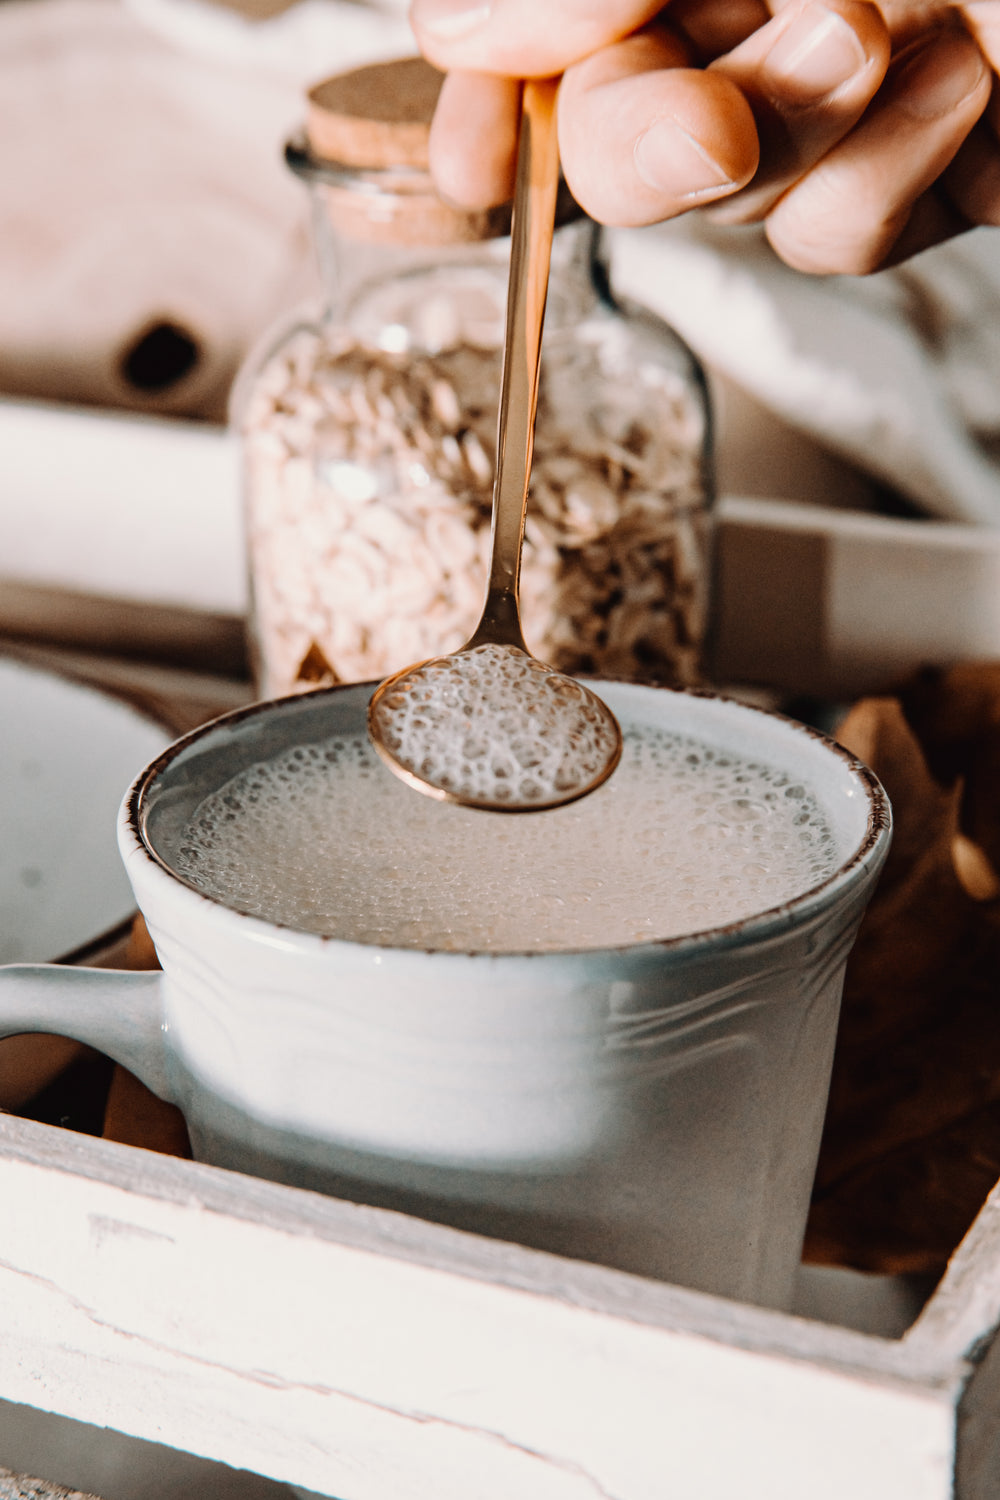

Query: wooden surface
[4,583,1000,1496]
[1,1110,992,1500]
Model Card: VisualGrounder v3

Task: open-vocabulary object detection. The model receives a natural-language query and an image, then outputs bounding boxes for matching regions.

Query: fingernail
[891,28,986,119]
[634,119,736,199]
[414,0,492,39]
[765,4,868,100]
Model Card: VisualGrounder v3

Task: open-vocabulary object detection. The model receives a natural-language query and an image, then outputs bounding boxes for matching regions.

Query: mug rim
[122,680,892,962]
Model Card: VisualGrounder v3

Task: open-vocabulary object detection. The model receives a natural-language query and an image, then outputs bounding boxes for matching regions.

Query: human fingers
[880,88,1000,261]
[942,83,1000,225]
[428,70,522,207]
[763,23,992,273]
[556,24,759,224]
[410,0,665,76]
[664,0,771,63]
[706,0,891,222]
[959,0,1000,74]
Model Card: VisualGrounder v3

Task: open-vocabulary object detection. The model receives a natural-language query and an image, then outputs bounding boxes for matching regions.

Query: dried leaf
[806,670,1000,1276]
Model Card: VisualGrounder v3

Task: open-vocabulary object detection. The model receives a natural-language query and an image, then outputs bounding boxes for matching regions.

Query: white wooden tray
[712,496,1000,698]
[1,1110,999,1500]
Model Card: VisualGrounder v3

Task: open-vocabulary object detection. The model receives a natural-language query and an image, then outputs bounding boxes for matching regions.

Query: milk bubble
[172,719,841,953]
[369,642,621,807]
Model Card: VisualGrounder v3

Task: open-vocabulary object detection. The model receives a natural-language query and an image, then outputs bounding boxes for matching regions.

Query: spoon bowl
[369,642,622,810]
[367,76,623,812]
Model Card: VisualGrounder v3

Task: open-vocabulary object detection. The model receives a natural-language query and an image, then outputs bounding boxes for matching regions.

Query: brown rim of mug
[126,679,892,960]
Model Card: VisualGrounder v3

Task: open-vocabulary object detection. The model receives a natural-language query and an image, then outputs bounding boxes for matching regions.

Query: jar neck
[307,183,605,348]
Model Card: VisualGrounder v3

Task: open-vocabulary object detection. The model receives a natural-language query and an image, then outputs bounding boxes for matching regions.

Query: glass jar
[238,58,713,700]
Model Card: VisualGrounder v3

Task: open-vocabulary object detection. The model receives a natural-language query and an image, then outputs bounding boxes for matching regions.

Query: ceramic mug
[0,682,890,1309]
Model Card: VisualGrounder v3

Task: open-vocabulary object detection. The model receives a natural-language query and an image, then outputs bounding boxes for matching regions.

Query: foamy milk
[369,642,622,807]
[174,721,839,952]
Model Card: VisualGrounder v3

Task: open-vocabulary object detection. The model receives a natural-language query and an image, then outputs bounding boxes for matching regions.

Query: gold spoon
[367,77,623,813]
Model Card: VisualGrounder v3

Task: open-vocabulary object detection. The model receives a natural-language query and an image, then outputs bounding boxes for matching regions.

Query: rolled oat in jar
[237,57,713,699]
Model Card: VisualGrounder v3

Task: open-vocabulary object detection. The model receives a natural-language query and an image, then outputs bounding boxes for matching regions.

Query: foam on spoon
[368,642,623,808]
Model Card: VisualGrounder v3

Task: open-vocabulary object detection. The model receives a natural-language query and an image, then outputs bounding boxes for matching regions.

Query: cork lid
[297,56,511,245]
[306,57,444,169]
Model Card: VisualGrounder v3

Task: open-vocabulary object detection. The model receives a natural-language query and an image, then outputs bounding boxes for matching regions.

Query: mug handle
[0,965,170,1104]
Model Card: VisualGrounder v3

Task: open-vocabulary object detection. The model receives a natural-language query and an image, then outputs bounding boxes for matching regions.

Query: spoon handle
[468,76,561,651]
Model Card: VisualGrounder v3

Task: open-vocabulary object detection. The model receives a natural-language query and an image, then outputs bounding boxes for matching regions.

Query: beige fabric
[612,218,1000,525]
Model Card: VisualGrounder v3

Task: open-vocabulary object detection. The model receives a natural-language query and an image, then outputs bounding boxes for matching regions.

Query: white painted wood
[907,1185,1000,1363]
[712,497,1000,698]
[906,1185,1000,1500]
[0,1114,981,1500]
[0,403,244,616]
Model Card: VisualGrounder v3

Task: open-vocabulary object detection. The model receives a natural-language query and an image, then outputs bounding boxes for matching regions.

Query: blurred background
[2,5,1000,1494]
[2,0,1000,697]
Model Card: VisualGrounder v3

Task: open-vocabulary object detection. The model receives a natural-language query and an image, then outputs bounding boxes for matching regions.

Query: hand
[410,0,999,273]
